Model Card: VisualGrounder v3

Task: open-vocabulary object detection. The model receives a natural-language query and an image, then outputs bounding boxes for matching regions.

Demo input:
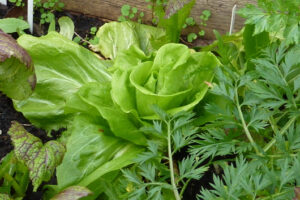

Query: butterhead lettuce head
[111,43,220,119]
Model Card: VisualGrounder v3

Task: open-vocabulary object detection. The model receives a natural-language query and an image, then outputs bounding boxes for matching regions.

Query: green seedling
[10,0,65,25]
[187,32,197,42]
[72,27,99,47]
[118,4,144,23]
[184,10,211,43]
[9,0,25,7]
[73,36,81,43]
[90,27,97,35]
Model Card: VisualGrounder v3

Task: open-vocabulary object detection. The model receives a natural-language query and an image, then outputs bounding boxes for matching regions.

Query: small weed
[118,4,144,23]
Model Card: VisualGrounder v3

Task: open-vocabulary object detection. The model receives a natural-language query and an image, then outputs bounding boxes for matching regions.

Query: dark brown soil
[0,93,50,160]
[0,94,13,160]
[69,12,105,39]
[0,3,9,18]
[0,92,63,200]
[0,92,67,153]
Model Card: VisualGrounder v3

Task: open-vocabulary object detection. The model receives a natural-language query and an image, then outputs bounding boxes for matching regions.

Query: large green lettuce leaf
[56,114,143,190]
[0,30,36,100]
[65,82,147,145]
[91,21,168,59]
[111,43,220,119]
[14,32,111,130]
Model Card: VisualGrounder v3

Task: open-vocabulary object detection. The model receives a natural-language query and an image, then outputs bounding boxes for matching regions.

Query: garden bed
[1,0,300,200]
[1,3,215,199]
[0,5,214,198]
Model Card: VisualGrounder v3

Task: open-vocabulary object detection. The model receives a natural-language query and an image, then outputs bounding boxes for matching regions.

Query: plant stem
[266,153,298,158]
[263,116,297,152]
[0,158,11,179]
[3,173,23,196]
[20,167,29,193]
[167,122,181,200]
[268,116,279,136]
[234,88,260,155]
[74,32,92,46]
[179,179,191,198]
[258,189,290,200]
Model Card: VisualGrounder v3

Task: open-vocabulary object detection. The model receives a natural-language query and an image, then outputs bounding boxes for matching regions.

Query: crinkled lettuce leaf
[8,121,65,191]
[91,21,168,59]
[56,114,143,190]
[111,43,220,119]
[0,30,36,100]
[14,32,111,130]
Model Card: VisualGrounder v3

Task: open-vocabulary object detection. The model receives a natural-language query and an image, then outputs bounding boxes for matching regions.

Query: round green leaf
[121,5,131,16]
[187,32,197,42]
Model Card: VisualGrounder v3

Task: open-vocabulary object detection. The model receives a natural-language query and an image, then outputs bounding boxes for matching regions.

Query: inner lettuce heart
[111,43,220,119]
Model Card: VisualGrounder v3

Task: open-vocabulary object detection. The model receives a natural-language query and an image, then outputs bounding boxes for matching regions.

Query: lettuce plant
[14,32,111,130]
[91,21,168,59]
[8,21,219,198]
[110,43,219,119]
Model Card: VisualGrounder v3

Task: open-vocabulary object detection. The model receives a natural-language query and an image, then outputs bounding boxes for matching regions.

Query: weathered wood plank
[190,0,255,39]
[60,0,255,39]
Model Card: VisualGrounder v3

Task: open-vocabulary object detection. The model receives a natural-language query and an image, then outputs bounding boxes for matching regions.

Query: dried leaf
[293,187,300,200]
[51,186,92,200]
[165,0,192,18]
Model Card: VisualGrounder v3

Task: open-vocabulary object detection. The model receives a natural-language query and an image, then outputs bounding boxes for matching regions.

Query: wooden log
[60,0,255,40]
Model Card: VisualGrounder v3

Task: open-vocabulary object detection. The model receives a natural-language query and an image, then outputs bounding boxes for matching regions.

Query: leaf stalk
[3,173,23,196]
[235,87,260,155]
[263,116,297,152]
[167,122,181,200]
